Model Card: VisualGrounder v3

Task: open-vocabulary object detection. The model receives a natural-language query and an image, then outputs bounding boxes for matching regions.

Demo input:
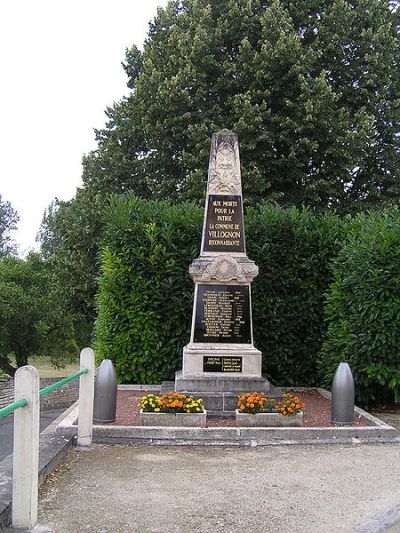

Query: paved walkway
[0,409,66,462]
[38,443,400,533]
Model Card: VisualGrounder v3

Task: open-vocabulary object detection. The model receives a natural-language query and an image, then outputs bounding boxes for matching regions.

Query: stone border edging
[316,388,395,428]
[56,387,400,447]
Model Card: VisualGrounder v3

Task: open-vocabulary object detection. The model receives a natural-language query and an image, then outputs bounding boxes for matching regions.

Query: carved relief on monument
[203,256,246,282]
[207,130,241,195]
[189,255,259,283]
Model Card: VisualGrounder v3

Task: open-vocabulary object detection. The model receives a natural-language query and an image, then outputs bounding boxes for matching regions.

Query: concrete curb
[58,422,400,447]
[57,387,400,447]
[0,404,77,530]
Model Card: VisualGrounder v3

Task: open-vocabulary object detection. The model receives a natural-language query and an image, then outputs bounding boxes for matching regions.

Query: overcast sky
[0,0,168,255]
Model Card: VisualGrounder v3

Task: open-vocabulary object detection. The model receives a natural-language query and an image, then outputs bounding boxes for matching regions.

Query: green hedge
[247,205,344,386]
[95,197,343,385]
[319,211,400,406]
[95,196,202,383]
[95,197,400,404]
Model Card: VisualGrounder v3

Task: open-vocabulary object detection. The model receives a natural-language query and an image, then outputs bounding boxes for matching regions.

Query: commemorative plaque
[194,284,251,343]
[203,356,243,372]
[203,194,244,253]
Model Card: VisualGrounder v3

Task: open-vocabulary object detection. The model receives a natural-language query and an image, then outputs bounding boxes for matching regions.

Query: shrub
[319,211,400,405]
[247,204,345,386]
[94,196,202,383]
[95,197,346,386]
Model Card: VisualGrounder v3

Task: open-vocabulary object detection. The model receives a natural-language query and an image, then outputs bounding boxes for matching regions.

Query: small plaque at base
[203,356,242,373]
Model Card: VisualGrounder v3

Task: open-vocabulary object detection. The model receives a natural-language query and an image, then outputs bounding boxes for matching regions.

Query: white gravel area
[38,443,400,533]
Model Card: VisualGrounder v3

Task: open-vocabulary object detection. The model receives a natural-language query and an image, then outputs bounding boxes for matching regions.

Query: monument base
[174,342,272,415]
[181,343,263,376]
[172,371,272,416]
[175,370,270,393]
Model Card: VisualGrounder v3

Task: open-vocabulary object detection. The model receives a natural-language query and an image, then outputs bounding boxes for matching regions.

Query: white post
[12,365,40,530]
[77,347,95,447]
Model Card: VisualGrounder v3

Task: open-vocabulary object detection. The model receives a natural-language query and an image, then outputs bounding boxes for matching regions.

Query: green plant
[95,198,346,386]
[95,196,202,384]
[278,393,304,416]
[320,211,400,405]
[139,392,205,413]
[247,204,345,386]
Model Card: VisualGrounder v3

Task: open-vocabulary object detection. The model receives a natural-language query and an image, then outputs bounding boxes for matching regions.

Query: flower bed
[139,392,206,427]
[110,389,368,428]
[235,392,304,427]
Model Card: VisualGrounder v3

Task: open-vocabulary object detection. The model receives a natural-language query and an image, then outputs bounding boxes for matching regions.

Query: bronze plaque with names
[203,356,243,372]
[203,194,245,253]
[194,284,251,343]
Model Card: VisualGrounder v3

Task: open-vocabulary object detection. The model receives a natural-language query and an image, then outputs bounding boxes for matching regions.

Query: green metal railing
[0,398,28,418]
[39,368,87,397]
[0,368,88,419]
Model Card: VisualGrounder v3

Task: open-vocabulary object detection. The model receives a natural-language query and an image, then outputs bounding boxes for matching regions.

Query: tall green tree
[0,194,19,257]
[83,0,399,210]
[38,190,101,346]
[0,254,78,376]
[40,0,400,337]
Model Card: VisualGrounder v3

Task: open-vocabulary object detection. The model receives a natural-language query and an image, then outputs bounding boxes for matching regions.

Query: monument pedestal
[174,372,271,417]
[175,344,271,415]
[181,343,263,376]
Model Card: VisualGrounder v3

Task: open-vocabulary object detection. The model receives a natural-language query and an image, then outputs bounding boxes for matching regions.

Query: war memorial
[172,129,272,415]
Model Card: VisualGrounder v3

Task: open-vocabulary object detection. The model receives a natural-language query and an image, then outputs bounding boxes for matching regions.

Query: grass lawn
[5,356,80,378]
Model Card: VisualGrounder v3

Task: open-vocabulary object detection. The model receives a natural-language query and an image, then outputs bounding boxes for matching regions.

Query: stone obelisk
[175,130,270,411]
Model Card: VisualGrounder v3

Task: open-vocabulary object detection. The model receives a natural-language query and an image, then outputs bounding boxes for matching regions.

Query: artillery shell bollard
[331,361,355,425]
[93,359,117,423]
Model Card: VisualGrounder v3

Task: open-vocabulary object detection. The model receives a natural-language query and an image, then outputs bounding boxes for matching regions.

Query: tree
[37,189,103,345]
[0,194,19,257]
[82,0,399,211]
[40,0,400,338]
[0,253,78,376]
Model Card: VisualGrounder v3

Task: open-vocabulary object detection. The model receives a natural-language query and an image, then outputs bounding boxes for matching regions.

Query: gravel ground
[38,443,400,533]
[112,389,368,427]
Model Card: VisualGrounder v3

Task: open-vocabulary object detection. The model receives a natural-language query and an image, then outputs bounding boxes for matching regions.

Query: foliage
[95,197,344,385]
[40,0,400,343]
[83,0,400,211]
[237,392,278,414]
[0,253,78,376]
[139,392,205,413]
[95,195,400,404]
[319,210,400,405]
[279,392,304,416]
[247,204,345,386]
[0,194,19,258]
[94,196,202,383]
[37,190,103,346]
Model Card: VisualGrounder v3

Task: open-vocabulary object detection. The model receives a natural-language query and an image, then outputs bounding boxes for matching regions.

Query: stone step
[174,370,271,393]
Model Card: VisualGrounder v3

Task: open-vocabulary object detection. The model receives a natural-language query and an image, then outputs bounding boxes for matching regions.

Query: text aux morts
[208,198,240,247]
